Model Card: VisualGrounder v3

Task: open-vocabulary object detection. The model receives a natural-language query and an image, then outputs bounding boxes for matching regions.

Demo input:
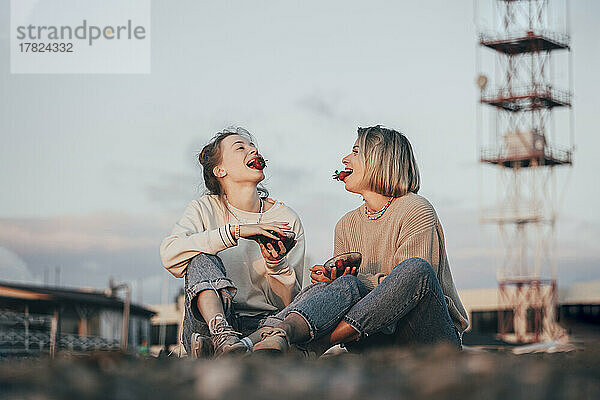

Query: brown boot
[252,327,290,354]
[209,315,248,358]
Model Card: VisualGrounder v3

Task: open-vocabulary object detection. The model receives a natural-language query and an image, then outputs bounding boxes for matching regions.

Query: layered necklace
[227,197,264,224]
[364,197,394,220]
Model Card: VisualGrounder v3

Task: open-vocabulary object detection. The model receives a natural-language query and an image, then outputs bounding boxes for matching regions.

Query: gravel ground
[1,344,599,400]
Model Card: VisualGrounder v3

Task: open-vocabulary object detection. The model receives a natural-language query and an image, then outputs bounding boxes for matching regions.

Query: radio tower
[475,0,574,343]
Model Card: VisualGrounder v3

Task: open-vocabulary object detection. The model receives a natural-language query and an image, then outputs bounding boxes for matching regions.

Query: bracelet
[234,224,240,240]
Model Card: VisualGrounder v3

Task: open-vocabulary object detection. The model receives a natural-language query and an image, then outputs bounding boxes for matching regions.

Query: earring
[213,167,226,178]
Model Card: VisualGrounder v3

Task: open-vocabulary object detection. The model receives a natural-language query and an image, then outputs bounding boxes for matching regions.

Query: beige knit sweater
[333,192,469,334]
[160,195,305,315]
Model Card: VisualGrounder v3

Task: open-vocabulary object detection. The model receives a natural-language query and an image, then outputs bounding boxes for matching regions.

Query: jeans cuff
[186,278,237,321]
[342,315,366,339]
[288,309,316,341]
[260,315,284,328]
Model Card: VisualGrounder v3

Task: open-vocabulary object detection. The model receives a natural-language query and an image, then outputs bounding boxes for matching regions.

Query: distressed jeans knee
[181,253,238,352]
[185,254,237,312]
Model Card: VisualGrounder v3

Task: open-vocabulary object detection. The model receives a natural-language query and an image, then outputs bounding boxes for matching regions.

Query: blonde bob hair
[357,125,420,197]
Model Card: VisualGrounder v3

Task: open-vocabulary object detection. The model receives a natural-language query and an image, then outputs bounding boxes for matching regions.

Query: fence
[0,308,119,356]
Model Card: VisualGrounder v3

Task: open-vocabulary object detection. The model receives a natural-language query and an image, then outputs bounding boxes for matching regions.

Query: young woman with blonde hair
[251,125,468,354]
[160,127,305,357]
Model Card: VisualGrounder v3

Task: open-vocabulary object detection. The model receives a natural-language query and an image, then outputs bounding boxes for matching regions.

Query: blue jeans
[181,254,273,353]
[266,257,460,350]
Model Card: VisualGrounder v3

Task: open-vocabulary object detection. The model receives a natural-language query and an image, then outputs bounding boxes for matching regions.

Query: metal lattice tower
[475,0,574,343]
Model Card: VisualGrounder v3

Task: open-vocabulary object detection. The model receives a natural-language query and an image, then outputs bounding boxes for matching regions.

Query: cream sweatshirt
[160,195,305,315]
[333,192,469,334]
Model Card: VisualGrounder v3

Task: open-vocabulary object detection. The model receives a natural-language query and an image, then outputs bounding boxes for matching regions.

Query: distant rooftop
[0,281,155,316]
[560,281,600,305]
[459,280,600,312]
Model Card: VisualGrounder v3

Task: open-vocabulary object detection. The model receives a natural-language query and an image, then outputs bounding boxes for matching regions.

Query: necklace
[364,197,394,220]
[227,197,264,224]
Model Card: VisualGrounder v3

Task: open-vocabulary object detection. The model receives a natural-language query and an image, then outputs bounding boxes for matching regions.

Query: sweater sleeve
[159,200,237,278]
[334,218,382,290]
[264,232,305,306]
[263,216,306,307]
[392,202,441,276]
[333,218,347,257]
[393,227,438,272]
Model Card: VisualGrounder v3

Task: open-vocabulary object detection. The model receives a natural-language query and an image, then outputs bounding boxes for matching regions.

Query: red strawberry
[332,170,352,181]
[250,156,266,170]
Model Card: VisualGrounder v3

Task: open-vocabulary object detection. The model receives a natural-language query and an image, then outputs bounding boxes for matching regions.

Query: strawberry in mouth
[247,156,267,170]
[333,169,353,181]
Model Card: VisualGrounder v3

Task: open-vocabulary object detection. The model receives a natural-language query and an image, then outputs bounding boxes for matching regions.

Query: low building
[557,281,600,337]
[459,280,600,345]
[0,281,155,356]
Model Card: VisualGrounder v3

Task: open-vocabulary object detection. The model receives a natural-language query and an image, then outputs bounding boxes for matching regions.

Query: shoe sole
[252,348,283,355]
[218,345,249,356]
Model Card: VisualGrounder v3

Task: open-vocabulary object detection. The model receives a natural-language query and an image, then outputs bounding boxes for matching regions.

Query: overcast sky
[1,0,599,305]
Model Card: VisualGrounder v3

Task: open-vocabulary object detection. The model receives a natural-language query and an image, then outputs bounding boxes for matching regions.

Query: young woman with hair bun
[160,127,305,358]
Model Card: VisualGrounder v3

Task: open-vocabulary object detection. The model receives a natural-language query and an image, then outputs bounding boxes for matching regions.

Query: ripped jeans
[263,257,461,351]
[181,253,277,353]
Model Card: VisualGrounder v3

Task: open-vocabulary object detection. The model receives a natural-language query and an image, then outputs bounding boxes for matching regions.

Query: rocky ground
[1,344,599,400]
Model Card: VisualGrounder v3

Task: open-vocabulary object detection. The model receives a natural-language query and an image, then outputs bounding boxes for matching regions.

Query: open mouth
[247,156,266,170]
[333,169,353,181]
